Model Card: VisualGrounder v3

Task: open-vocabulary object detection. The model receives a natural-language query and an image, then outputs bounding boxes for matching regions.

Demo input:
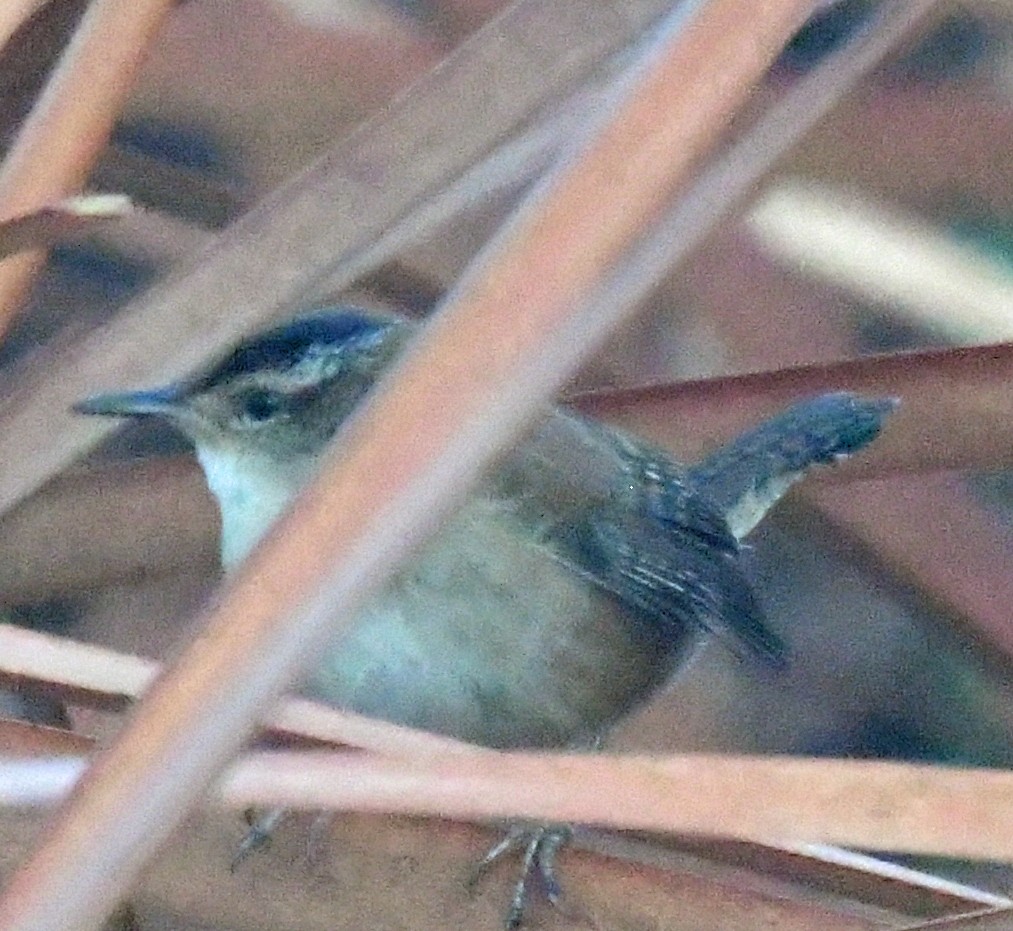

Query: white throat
[195,445,307,568]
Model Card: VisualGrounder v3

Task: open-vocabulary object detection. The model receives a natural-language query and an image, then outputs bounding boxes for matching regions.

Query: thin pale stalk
[0,623,467,755]
[218,751,1013,862]
[893,909,1013,930]
[4,750,1013,862]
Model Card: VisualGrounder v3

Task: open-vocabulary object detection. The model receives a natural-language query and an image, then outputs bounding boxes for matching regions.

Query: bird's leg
[305,811,336,864]
[535,827,568,907]
[468,823,575,929]
[470,735,602,926]
[235,805,577,927]
[231,807,287,870]
[232,808,336,869]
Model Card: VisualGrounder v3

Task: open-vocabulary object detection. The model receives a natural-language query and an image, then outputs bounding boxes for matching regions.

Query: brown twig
[0,194,131,262]
[0,0,174,337]
[0,632,1002,921]
[217,751,1013,862]
[4,749,1012,862]
[0,719,92,757]
[576,339,1013,478]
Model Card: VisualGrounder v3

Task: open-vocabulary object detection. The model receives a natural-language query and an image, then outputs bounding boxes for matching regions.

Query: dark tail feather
[688,393,897,539]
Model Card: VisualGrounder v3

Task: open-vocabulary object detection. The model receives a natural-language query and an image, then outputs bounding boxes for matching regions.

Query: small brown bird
[77,307,895,926]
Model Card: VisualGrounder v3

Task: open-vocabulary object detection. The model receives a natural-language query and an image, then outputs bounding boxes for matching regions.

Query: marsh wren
[77,307,894,924]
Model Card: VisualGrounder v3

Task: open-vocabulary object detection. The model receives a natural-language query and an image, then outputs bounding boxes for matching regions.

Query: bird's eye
[238,388,283,423]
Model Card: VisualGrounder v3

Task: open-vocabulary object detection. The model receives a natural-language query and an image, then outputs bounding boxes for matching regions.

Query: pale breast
[195,441,699,749]
[301,495,698,749]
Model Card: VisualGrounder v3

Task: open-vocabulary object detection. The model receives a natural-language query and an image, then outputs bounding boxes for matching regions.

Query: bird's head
[76,308,412,564]
[75,308,410,465]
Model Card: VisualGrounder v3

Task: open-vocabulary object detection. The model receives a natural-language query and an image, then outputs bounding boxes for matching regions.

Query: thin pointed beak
[73,386,183,419]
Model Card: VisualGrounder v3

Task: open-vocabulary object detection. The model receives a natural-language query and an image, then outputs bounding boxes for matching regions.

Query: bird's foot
[236,811,578,926]
[467,823,575,929]
[232,808,335,871]
[231,808,287,871]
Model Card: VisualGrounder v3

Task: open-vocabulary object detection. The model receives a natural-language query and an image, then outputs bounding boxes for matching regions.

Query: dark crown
[189,308,396,393]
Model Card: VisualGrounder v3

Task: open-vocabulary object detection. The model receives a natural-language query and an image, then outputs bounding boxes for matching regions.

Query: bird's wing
[496,393,894,670]
[570,443,786,668]
[494,412,785,668]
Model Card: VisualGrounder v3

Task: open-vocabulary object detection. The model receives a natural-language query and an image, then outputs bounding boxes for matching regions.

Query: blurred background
[0,0,1012,928]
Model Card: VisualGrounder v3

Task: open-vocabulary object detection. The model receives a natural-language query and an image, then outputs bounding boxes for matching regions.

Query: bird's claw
[231,807,287,872]
[235,811,576,927]
[468,824,574,929]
